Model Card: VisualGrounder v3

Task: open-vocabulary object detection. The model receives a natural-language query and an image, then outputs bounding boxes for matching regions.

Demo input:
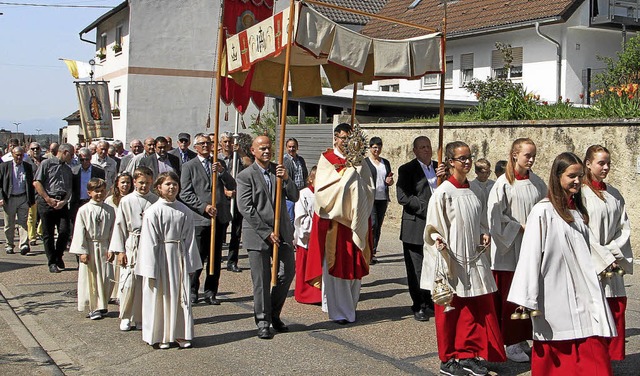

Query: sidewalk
[1,228,639,375]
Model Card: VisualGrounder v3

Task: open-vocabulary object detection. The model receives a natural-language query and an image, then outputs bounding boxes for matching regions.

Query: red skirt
[493,270,533,345]
[532,337,612,376]
[607,296,627,361]
[435,293,506,362]
[294,245,321,304]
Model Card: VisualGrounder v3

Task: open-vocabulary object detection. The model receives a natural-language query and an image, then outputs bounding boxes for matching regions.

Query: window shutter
[461,53,474,70]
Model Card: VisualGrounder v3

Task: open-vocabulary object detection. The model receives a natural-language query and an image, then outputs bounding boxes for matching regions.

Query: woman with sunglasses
[487,137,547,362]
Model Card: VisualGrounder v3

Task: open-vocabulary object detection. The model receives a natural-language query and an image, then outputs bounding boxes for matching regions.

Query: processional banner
[75,81,113,140]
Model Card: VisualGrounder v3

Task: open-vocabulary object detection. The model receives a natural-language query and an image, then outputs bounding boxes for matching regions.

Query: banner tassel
[224,107,229,121]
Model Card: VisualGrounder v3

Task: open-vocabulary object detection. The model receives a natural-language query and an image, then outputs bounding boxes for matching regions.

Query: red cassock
[607,296,627,361]
[294,245,321,304]
[532,337,613,376]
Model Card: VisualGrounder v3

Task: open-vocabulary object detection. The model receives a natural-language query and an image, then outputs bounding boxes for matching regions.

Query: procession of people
[0,128,632,375]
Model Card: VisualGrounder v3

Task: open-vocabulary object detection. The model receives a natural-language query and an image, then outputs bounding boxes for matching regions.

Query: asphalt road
[1,224,639,375]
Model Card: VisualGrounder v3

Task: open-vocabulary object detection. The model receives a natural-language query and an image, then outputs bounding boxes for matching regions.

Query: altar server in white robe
[487,138,547,362]
[582,145,632,361]
[508,152,616,376]
[135,172,202,349]
[469,158,494,206]
[422,141,505,376]
[70,178,116,320]
[110,167,157,331]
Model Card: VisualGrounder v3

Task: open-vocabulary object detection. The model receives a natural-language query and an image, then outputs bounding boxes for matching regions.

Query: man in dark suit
[396,136,444,321]
[236,135,298,340]
[170,132,197,165]
[71,148,106,221]
[139,136,181,180]
[0,146,36,255]
[180,133,236,306]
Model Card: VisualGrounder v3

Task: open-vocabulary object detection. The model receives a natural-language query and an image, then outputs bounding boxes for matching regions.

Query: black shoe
[190,293,198,304]
[226,263,242,272]
[413,309,429,322]
[20,246,30,255]
[458,358,488,376]
[271,318,289,332]
[5,247,14,254]
[334,319,349,325]
[440,359,467,376]
[204,296,220,305]
[257,327,273,339]
[56,259,65,270]
[49,264,60,273]
[369,256,378,265]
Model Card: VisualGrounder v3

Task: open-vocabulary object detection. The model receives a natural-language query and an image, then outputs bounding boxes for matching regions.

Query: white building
[358,0,638,110]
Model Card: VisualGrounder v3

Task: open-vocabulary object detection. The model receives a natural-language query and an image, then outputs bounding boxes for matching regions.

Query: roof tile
[312,0,389,25]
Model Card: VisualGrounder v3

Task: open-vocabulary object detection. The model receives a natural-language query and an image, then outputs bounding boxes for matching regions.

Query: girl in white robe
[105,172,133,304]
[294,166,321,304]
[487,138,547,362]
[422,141,505,376]
[110,167,157,331]
[135,172,202,349]
[70,178,116,320]
[582,145,632,360]
[508,152,615,376]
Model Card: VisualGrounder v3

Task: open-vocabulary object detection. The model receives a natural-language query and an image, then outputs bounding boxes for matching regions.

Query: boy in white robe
[70,178,116,320]
[135,172,202,349]
[468,158,494,206]
[110,167,157,331]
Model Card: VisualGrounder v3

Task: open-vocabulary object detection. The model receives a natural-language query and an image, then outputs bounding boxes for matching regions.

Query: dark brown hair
[547,152,588,224]
[582,144,610,201]
[110,172,133,206]
[87,177,106,193]
[154,172,180,198]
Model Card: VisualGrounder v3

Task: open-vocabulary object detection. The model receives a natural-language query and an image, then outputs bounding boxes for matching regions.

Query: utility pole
[36,128,42,136]
[12,122,21,134]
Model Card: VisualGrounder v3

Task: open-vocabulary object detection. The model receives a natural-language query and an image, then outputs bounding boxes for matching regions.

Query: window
[112,88,121,118]
[460,53,474,85]
[115,24,124,54]
[380,84,400,92]
[492,46,523,80]
[98,33,107,60]
[421,55,453,88]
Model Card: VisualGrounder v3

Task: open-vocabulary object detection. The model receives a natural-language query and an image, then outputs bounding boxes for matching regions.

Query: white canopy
[223,2,443,98]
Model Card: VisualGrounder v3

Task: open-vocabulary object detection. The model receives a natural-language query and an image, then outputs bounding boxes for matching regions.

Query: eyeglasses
[30,148,40,151]
[78,157,89,162]
[195,141,212,146]
[451,155,474,163]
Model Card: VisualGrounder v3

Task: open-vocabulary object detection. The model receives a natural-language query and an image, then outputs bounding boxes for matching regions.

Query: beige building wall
[359,120,640,256]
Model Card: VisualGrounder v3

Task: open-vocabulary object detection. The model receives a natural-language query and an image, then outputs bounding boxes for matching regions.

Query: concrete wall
[359,119,640,255]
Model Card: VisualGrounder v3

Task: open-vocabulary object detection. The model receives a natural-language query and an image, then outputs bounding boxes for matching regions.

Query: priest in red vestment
[306,123,374,324]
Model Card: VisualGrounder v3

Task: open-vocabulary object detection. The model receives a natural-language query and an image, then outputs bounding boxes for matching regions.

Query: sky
[0,0,123,136]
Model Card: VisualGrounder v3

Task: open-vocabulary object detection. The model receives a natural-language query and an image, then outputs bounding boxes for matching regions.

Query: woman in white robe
[487,138,546,362]
[109,168,157,331]
[581,145,632,361]
[422,141,505,376]
[70,179,115,319]
[135,172,202,349]
[508,152,615,376]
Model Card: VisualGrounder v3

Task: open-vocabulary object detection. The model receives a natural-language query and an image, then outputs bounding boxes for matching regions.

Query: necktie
[264,169,272,193]
[204,159,211,177]
[182,152,188,163]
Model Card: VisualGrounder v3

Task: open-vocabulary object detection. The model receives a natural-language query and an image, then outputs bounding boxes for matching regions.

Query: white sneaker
[506,343,530,363]
[158,343,170,349]
[176,339,192,348]
[120,319,131,331]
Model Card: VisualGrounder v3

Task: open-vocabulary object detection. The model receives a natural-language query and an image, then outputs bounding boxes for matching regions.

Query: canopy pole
[350,84,358,127]
[437,1,448,186]
[271,0,296,286]
[209,22,225,275]
[304,0,438,33]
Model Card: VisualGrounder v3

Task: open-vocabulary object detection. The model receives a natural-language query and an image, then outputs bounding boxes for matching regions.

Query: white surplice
[134,198,202,345]
[507,199,616,341]
[109,191,158,322]
[420,180,496,298]
[487,173,547,271]
[469,178,494,206]
[69,200,116,312]
[582,185,633,297]
[105,195,120,300]
[294,187,315,248]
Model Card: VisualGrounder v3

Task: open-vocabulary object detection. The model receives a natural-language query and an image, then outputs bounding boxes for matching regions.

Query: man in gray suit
[139,136,181,180]
[236,135,298,340]
[396,136,444,321]
[180,133,235,306]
